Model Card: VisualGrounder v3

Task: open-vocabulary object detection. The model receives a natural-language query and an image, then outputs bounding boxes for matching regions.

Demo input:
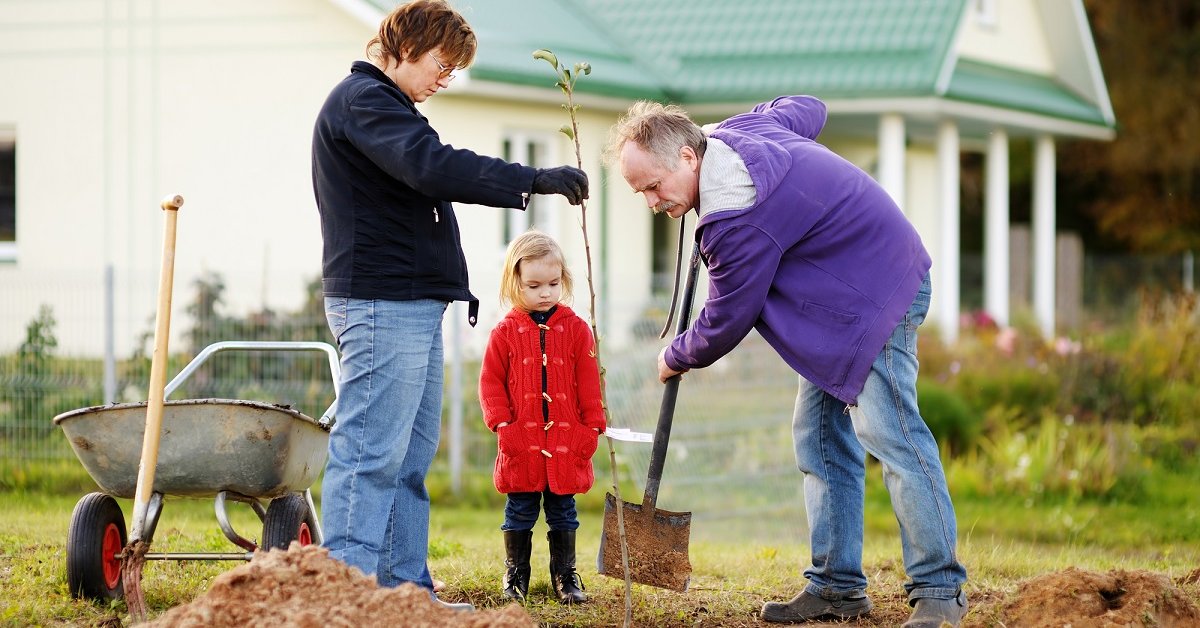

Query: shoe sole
[760,599,873,623]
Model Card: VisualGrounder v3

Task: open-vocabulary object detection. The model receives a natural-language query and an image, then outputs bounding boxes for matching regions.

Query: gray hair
[605,101,706,170]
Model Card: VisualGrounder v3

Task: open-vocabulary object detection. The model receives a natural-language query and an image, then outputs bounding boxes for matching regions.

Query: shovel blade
[597,492,692,592]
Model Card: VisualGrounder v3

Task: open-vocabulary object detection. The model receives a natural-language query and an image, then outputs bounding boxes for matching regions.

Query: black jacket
[312,61,535,309]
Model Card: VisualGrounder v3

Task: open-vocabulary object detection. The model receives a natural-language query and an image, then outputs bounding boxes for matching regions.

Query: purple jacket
[663,96,931,404]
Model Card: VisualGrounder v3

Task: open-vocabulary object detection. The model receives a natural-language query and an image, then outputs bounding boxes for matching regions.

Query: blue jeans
[502,490,580,532]
[321,297,447,589]
[792,274,967,603]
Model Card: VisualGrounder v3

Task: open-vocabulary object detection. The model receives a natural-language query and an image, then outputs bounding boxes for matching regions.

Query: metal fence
[1,253,1193,541]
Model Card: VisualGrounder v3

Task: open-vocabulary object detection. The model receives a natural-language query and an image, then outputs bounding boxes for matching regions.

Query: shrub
[916,380,982,456]
[974,411,1146,501]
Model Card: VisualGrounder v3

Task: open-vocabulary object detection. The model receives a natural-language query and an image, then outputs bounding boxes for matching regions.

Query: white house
[0,0,1114,359]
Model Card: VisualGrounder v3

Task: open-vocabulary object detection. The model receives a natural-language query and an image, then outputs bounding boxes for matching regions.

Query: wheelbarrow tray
[54,399,329,499]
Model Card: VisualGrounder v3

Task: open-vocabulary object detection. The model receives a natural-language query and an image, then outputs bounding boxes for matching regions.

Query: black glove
[532,166,589,205]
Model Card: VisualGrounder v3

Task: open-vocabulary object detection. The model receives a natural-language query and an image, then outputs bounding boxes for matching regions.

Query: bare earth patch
[144,543,533,627]
[138,547,1200,627]
[968,567,1200,627]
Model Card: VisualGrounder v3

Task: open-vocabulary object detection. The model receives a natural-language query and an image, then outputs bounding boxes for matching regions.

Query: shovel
[597,236,701,592]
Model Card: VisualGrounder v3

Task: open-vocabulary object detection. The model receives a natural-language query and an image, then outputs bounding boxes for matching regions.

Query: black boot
[501,530,532,601]
[547,529,587,604]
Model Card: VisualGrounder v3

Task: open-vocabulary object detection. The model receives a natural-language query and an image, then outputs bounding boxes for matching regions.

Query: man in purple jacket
[608,97,969,627]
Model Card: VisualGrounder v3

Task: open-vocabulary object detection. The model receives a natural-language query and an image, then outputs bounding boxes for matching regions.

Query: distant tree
[1059,0,1200,254]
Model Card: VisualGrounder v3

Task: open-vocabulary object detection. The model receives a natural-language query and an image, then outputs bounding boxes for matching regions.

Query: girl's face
[518,256,563,313]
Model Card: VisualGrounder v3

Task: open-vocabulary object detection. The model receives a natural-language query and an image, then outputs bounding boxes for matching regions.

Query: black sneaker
[760,591,873,623]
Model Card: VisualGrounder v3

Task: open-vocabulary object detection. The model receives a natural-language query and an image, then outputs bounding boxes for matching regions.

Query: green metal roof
[572,0,965,103]
[946,59,1109,126]
[357,0,1113,131]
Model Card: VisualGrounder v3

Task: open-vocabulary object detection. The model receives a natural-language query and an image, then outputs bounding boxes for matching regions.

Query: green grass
[3,467,1198,627]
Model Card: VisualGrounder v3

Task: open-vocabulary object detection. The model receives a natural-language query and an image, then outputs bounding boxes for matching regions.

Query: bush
[916,380,982,455]
[973,411,1148,501]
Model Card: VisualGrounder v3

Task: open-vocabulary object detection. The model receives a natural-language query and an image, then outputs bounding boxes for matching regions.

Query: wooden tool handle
[130,194,184,542]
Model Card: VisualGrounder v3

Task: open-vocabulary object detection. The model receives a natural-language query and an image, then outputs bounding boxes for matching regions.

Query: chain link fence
[2,253,1193,540]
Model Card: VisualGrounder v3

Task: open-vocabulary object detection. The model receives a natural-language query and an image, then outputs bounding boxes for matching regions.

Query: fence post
[449,302,463,495]
[1184,250,1195,294]
[104,264,116,404]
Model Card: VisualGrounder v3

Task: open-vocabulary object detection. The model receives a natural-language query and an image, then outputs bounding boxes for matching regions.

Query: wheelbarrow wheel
[261,493,317,551]
[66,492,127,601]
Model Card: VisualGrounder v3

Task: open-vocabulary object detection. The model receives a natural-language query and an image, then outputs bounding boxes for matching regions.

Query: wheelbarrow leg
[141,492,164,546]
[304,489,324,545]
[215,491,265,552]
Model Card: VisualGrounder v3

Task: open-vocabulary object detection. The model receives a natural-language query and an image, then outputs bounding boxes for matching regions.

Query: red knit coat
[479,305,606,495]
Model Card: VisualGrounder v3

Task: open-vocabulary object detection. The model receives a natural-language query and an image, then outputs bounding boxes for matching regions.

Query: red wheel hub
[101,523,122,589]
[297,523,312,546]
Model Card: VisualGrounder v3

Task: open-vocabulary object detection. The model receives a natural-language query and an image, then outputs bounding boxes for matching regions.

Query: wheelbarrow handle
[643,237,702,509]
[163,341,342,425]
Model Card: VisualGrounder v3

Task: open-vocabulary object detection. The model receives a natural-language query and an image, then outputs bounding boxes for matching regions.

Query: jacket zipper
[538,323,550,424]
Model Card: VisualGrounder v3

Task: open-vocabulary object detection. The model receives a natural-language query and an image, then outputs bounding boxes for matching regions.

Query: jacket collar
[350,60,419,114]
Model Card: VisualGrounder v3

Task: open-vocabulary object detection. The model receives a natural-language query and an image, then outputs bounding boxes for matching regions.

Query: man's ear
[680,145,700,172]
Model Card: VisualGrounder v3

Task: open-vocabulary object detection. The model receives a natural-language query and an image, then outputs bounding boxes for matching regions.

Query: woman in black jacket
[311,0,587,610]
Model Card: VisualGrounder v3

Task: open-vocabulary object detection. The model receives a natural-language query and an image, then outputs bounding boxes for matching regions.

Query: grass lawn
[2,474,1198,627]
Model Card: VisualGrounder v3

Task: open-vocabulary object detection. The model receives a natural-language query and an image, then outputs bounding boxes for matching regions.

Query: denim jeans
[501,490,580,532]
[792,273,967,603]
[321,297,448,590]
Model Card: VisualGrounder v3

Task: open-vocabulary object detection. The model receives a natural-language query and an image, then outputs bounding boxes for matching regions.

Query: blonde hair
[604,100,706,169]
[499,230,574,310]
[367,0,477,69]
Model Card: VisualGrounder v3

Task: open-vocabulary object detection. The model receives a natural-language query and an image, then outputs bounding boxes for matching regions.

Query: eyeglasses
[428,52,457,81]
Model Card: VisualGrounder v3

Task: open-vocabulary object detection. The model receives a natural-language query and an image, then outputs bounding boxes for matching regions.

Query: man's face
[619,141,699,219]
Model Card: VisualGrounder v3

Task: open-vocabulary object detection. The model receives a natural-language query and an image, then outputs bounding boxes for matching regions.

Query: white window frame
[502,130,560,244]
[974,0,997,28]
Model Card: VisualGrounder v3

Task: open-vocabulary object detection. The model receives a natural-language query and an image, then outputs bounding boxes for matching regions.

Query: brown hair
[366,0,477,69]
[499,230,574,310]
[605,100,706,169]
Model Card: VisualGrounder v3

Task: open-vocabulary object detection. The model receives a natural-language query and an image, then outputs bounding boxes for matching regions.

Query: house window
[501,132,558,244]
[974,0,997,27]
[0,133,14,262]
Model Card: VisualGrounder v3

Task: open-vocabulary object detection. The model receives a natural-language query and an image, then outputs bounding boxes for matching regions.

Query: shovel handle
[643,237,702,508]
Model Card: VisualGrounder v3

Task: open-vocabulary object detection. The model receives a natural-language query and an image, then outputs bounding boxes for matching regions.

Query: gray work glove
[532,166,589,205]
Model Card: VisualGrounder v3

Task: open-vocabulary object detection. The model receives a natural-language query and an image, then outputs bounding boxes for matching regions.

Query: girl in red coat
[479,230,606,604]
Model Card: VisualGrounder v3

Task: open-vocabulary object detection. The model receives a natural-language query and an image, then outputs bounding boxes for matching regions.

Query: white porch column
[984,128,1010,327]
[1033,134,1056,339]
[936,120,961,344]
[878,113,906,210]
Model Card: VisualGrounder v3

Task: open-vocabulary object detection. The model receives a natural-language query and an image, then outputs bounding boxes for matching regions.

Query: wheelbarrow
[53,340,340,601]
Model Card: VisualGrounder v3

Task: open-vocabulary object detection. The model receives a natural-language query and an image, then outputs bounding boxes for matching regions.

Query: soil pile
[145,543,532,627]
[989,567,1200,627]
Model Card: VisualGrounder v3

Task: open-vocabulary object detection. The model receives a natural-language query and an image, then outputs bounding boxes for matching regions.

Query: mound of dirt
[993,567,1200,627]
[145,543,532,627]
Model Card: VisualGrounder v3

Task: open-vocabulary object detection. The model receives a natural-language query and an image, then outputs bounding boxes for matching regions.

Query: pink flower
[995,327,1017,356]
[1054,337,1082,356]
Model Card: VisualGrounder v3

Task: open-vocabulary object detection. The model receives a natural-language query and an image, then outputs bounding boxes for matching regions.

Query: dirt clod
[145,543,533,627]
[985,567,1200,627]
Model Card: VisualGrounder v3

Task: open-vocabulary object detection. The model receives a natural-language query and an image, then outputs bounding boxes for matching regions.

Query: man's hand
[657,347,685,383]
[532,166,589,205]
